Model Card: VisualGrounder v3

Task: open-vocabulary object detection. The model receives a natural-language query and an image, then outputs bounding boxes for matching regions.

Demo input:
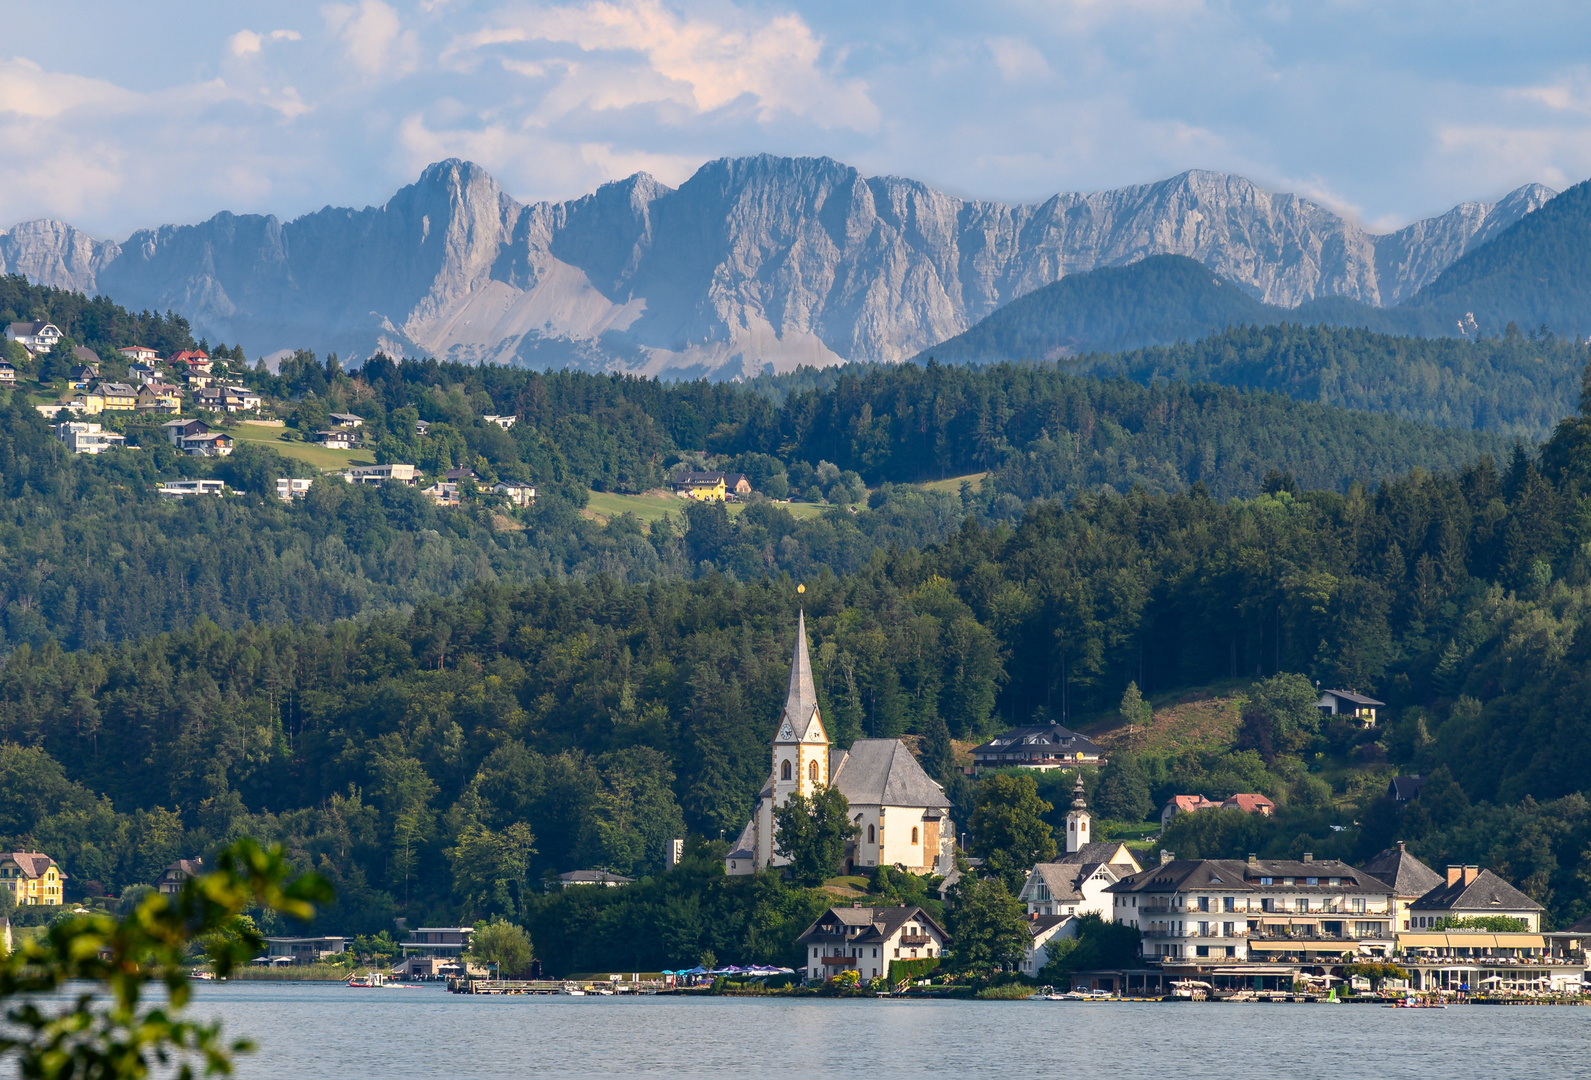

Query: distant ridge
[0,158,1557,378]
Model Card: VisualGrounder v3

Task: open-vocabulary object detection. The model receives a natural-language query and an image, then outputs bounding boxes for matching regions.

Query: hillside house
[157,479,226,498]
[69,362,101,387]
[54,422,126,454]
[167,349,212,373]
[796,904,948,983]
[118,346,158,363]
[1222,793,1275,815]
[673,471,727,501]
[0,362,14,384]
[136,383,184,414]
[162,418,208,445]
[313,430,354,450]
[67,390,105,414]
[329,412,364,428]
[1160,793,1273,829]
[155,859,204,895]
[276,477,314,500]
[6,321,61,354]
[555,871,634,889]
[725,473,753,496]
[1317,689,1383,728]
[1386,776,1426,802]
[482,414,516,429]
[970,723,1104,772]
[493,481,535,507]
[179,432,233,457]
[0,853,65,905]
[95,382,138,411]
[422,482,460,506]
[71,346,100,368]
[346,464,418,486]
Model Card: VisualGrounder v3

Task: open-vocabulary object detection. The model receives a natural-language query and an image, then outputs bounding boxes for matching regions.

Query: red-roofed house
[1160,795,1219,829]
[1221,793,1276,816]
[167,350,213,374]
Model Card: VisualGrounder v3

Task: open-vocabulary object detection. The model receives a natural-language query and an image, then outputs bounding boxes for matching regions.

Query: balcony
[898,935,934,947]
[819,955,856,967]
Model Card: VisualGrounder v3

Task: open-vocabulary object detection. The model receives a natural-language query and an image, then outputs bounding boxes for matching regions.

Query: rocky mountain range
[0,157,1556,377]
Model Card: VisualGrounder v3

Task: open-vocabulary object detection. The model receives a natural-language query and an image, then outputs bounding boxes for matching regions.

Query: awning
[1396,933,1545,950]
[1493,934,1545,949]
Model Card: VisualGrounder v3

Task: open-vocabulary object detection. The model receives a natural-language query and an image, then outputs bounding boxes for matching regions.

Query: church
[726,611,955,878]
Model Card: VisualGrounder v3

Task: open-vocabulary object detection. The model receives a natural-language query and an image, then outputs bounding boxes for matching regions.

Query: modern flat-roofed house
[1316,689,1383,727]
[264,936,348,963]
[276,477,314,500]
[673,471,727,501]
[400,927,473,960]
[6,321,62,354]
[971,723,1104,772]
[555,871,634,889]
[482,414,516,429]
[55,422,127,454]
[346,463,418,486]
[157,479,226,498]
[0,853,67,905]
[155,859,205,895]
[796,904,948,983]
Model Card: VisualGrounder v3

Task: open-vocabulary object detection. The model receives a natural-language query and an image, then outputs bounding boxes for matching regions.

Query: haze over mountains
[0,156,1557,378]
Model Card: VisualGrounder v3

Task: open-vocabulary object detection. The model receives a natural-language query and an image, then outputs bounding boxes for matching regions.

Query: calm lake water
[182,982,1587,1080]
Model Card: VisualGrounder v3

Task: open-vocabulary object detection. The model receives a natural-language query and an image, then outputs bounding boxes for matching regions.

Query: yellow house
[95,382,139,411]
[68,390,105,415]
[673,471,727,501]
[0,853,66,906]
[136,383,184,414]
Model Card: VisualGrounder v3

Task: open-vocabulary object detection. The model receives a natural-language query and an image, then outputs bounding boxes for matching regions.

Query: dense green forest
[0,352,1500,649]
[3,393,1591,944]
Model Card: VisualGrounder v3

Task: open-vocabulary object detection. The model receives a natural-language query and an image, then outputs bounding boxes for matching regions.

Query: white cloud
[0,59,136,119]
[986,38,1052,84]
[323,0,421,76]
[228,29,303,57]
[463,0,878,129]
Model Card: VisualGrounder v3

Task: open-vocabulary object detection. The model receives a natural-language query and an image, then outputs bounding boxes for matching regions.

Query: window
[1282,878,1294,886]
[1295,898,1309,914]
[1198,921,1209,936]
[809,760,819,783]
[911,827,919,844]
[1195,946,1209,958]
[1329,877,1341,886]
[781,760,792,780]
[1223,922,1235,937]
[868,824,875,844]
[1197,897,1210,912]
[1224,896,1236,912]
[1260,877,1273,886]
[1306,877,1319,886]
[1352,897,1366,914]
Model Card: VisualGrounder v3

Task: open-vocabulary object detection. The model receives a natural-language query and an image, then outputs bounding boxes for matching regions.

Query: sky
[4,0,1591,239]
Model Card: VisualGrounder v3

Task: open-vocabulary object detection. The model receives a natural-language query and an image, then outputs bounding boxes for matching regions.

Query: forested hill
[0,359,1501,650]
[5,406,1591,933]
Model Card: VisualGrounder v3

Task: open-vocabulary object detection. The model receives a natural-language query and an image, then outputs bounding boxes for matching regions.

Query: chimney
[1302,853,1313,864]
[1159,849,1173,866]
[1396,841,1406,853]
[1247,853,1258,868]
[1446,865,1462,887]
[1463,865,1480,886]
[852,900,863,909]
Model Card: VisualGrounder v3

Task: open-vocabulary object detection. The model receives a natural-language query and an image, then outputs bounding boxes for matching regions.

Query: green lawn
[229,422,374,471]
[582,491,829,529]
[921,472,987,494]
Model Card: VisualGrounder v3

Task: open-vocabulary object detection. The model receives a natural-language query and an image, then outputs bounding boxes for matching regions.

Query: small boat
[189,970,216,981]
[559,986,586,996]
[348,973,390,988]
[1170,980,1212,1001]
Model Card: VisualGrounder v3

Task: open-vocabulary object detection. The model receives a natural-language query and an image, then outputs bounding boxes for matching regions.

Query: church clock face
[779,723,795,741]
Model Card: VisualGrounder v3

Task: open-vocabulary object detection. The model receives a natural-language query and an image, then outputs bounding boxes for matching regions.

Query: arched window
[808,760,819,783]
[911,827,919,844]
[868,824,876,844]
[781,760,792,781]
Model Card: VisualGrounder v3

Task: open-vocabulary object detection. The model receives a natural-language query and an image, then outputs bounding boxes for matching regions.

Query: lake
[184,983,1591,1079]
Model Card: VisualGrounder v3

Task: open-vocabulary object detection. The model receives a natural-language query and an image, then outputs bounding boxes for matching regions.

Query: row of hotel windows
[1125,895,1369,913]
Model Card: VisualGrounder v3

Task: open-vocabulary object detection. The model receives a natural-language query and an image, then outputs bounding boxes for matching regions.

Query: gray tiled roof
[831,739,951,810]
[1360,844,1444,897]
[1409,869,1544,913]
[782,610,819,733]
[1055,841,1141,871]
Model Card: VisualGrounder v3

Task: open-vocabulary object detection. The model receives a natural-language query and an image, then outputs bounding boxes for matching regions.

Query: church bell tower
[1066,773,1091,854]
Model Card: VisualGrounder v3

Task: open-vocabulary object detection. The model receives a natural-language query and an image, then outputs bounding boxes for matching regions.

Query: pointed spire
[783,609,819,735]
[1071,773,1088,811]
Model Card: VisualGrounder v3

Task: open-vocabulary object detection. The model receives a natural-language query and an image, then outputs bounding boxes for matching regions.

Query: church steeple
[1066,773,1091,854]
[780,608,820,738]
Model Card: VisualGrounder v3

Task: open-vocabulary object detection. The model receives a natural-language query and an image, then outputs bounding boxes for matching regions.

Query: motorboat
[347,972,390,988]
[189,970,216,981]
[559,985,587,996]
[1170,980,1212,1001]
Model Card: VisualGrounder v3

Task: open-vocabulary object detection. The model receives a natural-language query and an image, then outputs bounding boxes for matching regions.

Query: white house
[345,464,418,486]
[482,414,516,429]
[725,612,954,877]
[493,481,535,507]
[276,477,314,501]
[54,422,126,454]
[1020,914,1079,977]
[6,322,61,354]
[1316,688,1384,727]
[157,479,226,498]
[796,904,947,983]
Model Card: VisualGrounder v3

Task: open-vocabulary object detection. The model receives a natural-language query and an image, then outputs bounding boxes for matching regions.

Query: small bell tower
[1066,773,1091,854]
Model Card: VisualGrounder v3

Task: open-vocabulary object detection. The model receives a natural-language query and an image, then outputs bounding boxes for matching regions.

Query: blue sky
[5,0,1590,237]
